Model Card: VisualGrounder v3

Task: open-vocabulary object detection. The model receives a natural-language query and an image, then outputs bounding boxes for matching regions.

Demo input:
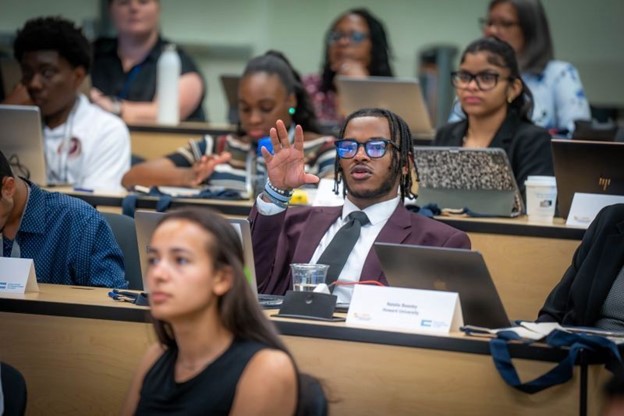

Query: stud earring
[288,107,296,115]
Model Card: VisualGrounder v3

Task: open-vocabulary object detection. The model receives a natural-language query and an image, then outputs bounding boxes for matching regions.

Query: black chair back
[1,362,27,416]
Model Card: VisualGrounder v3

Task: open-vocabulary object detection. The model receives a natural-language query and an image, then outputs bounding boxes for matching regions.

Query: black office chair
[297,374,328,416]
[1,362,27,416]
[101,212,143,290]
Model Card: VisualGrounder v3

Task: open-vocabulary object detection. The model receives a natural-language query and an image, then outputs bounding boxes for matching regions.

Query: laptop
[0,104,47,185]
[374,243,511,328]
[413,146,524,217]
[552,139,624,218]
[335,76,434,135]
[219,74,240,124]
[133,210,283,307]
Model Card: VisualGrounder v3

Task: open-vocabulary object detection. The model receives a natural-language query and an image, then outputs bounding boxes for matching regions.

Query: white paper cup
[525,176,557,223]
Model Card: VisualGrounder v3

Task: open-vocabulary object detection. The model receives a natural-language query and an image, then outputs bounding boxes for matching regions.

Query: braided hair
[333,108,417,202]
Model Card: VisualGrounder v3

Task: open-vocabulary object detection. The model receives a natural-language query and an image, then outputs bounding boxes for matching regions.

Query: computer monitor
[0,105,47,185]
[552,139,624,218]
[335,76,434,135]
[374,242,511,328]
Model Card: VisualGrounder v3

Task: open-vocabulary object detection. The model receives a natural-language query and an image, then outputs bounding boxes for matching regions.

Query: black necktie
[316,211,370,287]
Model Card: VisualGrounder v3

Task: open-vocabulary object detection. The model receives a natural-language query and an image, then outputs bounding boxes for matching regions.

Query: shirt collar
[342,195,401,226]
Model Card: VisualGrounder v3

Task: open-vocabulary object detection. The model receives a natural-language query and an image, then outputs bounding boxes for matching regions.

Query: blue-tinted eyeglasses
[327,31,369,44]
[335,139,398,159]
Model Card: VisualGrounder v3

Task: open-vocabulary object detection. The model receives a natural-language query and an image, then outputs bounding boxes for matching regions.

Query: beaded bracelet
[264,179,293,206]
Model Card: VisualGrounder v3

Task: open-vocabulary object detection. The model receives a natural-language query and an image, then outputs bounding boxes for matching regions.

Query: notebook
[413,146,524,217]
[552,139,624,218]
[335,76,434,135]
[219,74,240,124]
[0,104,47,185]
[374,242,511,328]
[133,210,283,307]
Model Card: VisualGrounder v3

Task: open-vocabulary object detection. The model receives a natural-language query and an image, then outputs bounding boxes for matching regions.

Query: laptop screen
[374,242,510,328]
[552,139,624,218]
[335,76,434,135]
[134,211,257,293]
[0,105,47,185]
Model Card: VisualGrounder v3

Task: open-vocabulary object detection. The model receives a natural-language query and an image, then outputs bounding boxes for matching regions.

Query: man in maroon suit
[250,108,470,301]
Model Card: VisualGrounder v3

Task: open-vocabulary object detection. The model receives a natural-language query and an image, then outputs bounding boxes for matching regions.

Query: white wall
[1,0,622,122]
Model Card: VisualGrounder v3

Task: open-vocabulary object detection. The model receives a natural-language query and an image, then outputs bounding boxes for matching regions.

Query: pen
[73,187,94,193]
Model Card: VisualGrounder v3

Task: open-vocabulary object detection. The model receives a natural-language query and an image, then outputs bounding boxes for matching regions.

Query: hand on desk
[189,152,232,186]
[263,120,319,190]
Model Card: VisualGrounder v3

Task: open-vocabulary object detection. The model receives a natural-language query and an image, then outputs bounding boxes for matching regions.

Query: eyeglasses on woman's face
[335,139,399,159]
[327,31,369,45]
[451,70,513,91]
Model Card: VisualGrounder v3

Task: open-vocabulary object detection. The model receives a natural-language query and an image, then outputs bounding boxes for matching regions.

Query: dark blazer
[538,204,624,325]
[434,110,554,196]
[249,203,471,295]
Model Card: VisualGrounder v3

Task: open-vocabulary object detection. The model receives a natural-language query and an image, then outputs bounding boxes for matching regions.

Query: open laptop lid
[134,210,257,293]
[413,146,524,217]
[374,242,511,328]
[0,104,47,185]
[219,74,240,125]
[552,139,624,218]
[335,76,434,135]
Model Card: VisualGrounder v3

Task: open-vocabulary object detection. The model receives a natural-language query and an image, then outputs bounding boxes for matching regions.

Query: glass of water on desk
[290,263,329,292]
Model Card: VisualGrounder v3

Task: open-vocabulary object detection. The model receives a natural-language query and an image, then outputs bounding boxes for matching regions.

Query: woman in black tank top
[121,208,317,415]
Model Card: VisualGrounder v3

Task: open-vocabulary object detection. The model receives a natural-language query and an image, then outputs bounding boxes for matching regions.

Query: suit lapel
[361,205,412,282]
[292,206,342,264]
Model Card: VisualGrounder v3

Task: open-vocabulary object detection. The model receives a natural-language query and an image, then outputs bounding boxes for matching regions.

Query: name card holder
[0,257,39,293]
[346,285,463,334]
[273,290,343,322]
[567,193,624,228]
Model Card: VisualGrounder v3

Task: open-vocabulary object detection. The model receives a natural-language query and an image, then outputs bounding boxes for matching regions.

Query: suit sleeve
[249,205,289,293]
[512,127,554,196]
[537,208,602,322]
[441,230,471,250]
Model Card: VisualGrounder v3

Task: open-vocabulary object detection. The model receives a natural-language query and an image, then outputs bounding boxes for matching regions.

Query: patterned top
[596,265,624,330]
[1,182,127,288]
[166,133,336,193]
[449,60,591,135]
[302,73,340,126]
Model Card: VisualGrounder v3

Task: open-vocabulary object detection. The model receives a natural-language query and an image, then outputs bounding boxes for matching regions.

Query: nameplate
[567,193,624,228]
[346,285,463,334]
[0,257,39,293]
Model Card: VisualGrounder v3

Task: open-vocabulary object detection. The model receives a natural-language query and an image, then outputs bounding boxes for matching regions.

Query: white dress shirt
[309,196,400,303]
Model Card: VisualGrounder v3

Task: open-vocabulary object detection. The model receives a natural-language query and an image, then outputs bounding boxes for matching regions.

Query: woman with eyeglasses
[302,8,393,129]
[434,37,553,197]
[450,0,590,136]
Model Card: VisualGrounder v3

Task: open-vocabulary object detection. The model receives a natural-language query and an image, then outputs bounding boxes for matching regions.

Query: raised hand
[262,120,319,190]
[189,152,232,186]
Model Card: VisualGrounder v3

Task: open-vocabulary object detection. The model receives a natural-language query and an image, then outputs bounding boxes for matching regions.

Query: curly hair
[333,108,416,202]
[320,8,394,93]
[242,50,321,134]
[13,16,91,71]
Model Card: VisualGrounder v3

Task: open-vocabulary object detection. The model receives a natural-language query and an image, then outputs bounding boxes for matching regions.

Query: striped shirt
[166,133,336,192]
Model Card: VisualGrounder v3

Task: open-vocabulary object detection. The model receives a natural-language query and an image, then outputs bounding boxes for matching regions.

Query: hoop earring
[288,107,296,115]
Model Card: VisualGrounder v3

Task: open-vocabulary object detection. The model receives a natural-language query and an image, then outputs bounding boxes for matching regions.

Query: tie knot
[348,211,370,226]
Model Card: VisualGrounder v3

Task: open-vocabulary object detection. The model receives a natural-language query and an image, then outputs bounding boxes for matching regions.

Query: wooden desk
[128,122,236,160]
[54,186,586,321]
[0,285,608,416]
